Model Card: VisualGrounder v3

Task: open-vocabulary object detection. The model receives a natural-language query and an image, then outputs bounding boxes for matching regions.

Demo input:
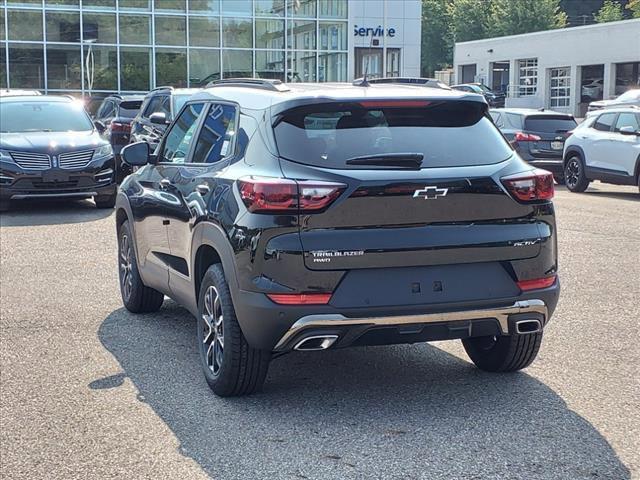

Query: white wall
[348,0,422,80]
[453,19,640,115]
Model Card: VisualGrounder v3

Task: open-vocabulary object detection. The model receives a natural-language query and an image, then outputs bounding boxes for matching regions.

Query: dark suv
[116,79,560,397]
[129,87,201,150]
[490,108,577,183]
[93,94,144,182]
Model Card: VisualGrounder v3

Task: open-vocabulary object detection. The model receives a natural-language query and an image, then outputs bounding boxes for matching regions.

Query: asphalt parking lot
[0,183,638,480]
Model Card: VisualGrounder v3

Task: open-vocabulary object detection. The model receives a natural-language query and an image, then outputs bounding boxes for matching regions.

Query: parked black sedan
[0,95,117,211]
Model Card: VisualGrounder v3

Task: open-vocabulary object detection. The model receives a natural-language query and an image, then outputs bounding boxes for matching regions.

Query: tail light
[513,132,541,142]
[502,169,554,202]
[267,293,332,305]
[110,121,131,133]
[517,275,556,291]
[238,177,345,214]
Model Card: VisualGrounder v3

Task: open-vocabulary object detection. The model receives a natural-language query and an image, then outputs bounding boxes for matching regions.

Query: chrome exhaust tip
[515,319,542,334]
[293,335,338,351]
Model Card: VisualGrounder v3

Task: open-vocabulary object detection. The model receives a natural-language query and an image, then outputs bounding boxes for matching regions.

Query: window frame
[613,113,640,133]
[156,100,240,166]
[190,101,240,165]
[517,58,538,97]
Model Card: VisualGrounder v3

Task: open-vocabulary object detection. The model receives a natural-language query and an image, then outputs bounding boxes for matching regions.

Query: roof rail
[206,78,290,92]
[150,85,174,92]
[365,77,437,85]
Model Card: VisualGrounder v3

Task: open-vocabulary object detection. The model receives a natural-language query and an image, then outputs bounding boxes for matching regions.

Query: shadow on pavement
[96,302,630,480]
[556,185,639,202]
[0,199,113,227]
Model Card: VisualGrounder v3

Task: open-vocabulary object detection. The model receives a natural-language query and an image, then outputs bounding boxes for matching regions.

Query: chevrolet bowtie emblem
[413,186,448,199]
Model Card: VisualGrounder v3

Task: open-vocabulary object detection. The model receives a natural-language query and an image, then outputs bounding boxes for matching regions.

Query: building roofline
[455,18,640,46]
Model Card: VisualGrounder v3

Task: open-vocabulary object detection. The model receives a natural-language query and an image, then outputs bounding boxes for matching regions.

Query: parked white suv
[563,108,640,193]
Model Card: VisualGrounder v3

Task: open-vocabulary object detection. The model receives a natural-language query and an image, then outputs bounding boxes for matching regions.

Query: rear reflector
[517,275,556,291]
[266,293,332,305]
[514,132,541,142]
[238,177,345,214]
[502,169,554,202]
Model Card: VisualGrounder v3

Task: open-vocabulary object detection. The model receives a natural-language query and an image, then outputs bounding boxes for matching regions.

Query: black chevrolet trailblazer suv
[116,79,560,397]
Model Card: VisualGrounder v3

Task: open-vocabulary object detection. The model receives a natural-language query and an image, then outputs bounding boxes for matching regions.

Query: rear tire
[118,220,164,313]
[197,264,270,397]
[462,332,543,372]
[564,155,590,192]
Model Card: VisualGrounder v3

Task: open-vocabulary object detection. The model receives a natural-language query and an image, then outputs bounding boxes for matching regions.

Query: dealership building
[0,0,421,96]
[454,19,640,117]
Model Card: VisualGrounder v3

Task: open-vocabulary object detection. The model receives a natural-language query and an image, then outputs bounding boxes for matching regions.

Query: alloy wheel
[119,234,133,301]
[565,158,581,189]
[202,286,224,375]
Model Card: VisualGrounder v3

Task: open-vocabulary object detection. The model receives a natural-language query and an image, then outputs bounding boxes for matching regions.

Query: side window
[490,112,504,128]
[97,100,112,119]
[142,96,162,118]
[593,113,617,132]
[160,103,205,164]
[505,113,522,129]
[192,103,238,164]
[161,96,171,117]
[613,113,640,133]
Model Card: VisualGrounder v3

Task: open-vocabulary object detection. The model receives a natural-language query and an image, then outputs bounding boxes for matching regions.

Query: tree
[420,0,454,77]
[594,0,625,21]
[447,0,492,42]
[487,0,568,37]
[626,0,640,17]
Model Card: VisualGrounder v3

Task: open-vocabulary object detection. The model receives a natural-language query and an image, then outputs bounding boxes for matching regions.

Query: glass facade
[0,0,348,94]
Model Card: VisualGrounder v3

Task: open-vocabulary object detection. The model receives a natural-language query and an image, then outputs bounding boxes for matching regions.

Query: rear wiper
[345,153,424,169]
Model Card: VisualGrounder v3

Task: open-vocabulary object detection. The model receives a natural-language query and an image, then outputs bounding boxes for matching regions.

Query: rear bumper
[233,279,560,351]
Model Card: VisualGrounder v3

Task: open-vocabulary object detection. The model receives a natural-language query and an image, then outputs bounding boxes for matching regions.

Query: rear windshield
[524,116,577,133]
[273,101,513,168]
[0,100,93,133]
[118,100,142,118]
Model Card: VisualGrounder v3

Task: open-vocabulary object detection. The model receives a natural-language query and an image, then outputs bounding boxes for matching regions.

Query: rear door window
[160,103,205,164]
[593,113,617,132]
[613,113,640,133]
[273,101,512,169]
[490,112,504,127]
[142,96,163,118]
[524,116,577,133]
[192,103,238,164]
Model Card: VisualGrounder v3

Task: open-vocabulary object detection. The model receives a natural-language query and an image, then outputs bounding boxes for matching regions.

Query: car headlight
[93,144,113,160]
[0,149,13,163]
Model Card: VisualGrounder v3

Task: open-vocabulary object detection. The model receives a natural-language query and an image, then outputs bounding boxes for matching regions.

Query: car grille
[58,150,94,169]
[9,152,51,170]
[31,179,80,189]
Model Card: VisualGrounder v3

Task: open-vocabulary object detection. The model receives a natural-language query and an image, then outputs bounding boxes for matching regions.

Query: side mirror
[94,120,106,134]
[619,125,640,136]
[121,141,150,167]
[149,112,169,125]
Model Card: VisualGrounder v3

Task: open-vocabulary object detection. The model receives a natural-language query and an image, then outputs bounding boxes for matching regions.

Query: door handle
[159,178,172,189]
[196,184,210,195]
